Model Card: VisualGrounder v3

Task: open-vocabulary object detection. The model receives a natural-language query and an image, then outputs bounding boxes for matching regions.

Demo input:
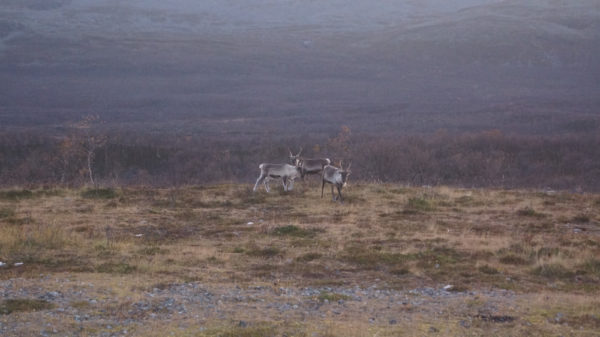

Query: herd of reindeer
[253,148,352,203]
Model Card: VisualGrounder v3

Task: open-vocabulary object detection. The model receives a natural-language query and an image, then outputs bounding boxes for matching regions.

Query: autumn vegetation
[1,122,599,192]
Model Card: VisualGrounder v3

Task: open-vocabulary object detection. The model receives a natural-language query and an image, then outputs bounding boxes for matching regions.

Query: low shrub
[0,299,54,315]
[96,262,136,274]
[81,188,118,199]
[0,190,34,201]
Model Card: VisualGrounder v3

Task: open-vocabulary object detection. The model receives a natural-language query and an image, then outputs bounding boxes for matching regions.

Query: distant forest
[1,124,598,192]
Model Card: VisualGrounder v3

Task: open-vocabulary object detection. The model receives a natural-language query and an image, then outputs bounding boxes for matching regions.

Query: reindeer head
[288,147,303,166]
[339,161,351,186]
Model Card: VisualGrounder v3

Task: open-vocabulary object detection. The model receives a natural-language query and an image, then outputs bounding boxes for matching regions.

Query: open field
[0,183,599,336]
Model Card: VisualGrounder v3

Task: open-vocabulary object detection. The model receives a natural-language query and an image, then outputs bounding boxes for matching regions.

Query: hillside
[1,0,598,136]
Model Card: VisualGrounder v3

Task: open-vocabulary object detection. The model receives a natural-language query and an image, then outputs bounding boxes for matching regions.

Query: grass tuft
[296,252,322,262]
[516,207,546,218]
[499,254,530,265]
[271,225,324,238]
[137,246,169,256]
[405,197,436,212]
[199,323,277,337]
[246,246,283,258]
[571,214,590,223]
[342,245,411,270]
[317,292,351,303]
[96,262,137,274]
[478,265,499,274]
[579,258,600,277]
[532,263,573,279]
[0,207,15,219]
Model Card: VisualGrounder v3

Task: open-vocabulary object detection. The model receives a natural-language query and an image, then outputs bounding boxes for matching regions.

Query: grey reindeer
[321,162,351,203]
[289,148,331,180]
[253,163,302,192]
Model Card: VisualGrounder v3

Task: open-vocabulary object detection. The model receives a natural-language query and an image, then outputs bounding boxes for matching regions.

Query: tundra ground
[1,183,599,336]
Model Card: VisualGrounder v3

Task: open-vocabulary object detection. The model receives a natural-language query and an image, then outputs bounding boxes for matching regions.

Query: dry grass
[0,184,599,336]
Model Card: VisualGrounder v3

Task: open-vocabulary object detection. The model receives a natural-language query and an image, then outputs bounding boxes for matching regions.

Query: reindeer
[253,163,302,192]
[289,148,331,180]
[321,162,351,203]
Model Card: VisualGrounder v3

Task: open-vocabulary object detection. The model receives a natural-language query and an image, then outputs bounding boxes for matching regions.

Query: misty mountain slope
[1,0,504,35]
[0,0,598,136]
[369,0,600,67]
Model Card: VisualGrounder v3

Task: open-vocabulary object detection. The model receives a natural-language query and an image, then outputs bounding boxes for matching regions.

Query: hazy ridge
[1,0,598,136]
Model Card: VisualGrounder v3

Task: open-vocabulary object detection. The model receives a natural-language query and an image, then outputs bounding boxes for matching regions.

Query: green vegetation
[571,214,590,223]
[0,189,34,201]
[96,262,137,274]
[245,246,283,258]
[516,207,546,218]
[341,245,412,270]
[499,254,531,265]
[81,188,118,199]
[0,207,15,219]
[405,197,436,212]
[271,225,324,238]
[0,299,54,315]
[532,263,574,280]
[296,252,322,262]
[478,265,499,275]
[317,292,351,303]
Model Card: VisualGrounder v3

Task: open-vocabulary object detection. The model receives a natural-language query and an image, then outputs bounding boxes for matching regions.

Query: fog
[1,0,599,136]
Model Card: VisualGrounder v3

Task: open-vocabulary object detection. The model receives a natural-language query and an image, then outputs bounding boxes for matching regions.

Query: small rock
[459,320,471,328]
[238,321,248,328]
[0,262,5,267]
[429,326,439,333]
[14,262,24,267]
[555,312,564,323]
[247,222,254,225]
[389,319,397,325]
[443,285,453,291]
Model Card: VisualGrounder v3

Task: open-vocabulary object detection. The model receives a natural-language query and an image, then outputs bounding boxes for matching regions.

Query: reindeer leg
[254,175,265,192]
[337,186,343,203]
[288,179,294,191]
[321,180,325,198]
[282,176,288,191]
[264,177,271,193]
[331,185,336,201]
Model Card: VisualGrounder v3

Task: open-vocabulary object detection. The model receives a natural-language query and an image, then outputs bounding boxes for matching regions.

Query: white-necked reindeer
[321,162,351,203]
[253,163,302,192]
[289,148,331,180]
